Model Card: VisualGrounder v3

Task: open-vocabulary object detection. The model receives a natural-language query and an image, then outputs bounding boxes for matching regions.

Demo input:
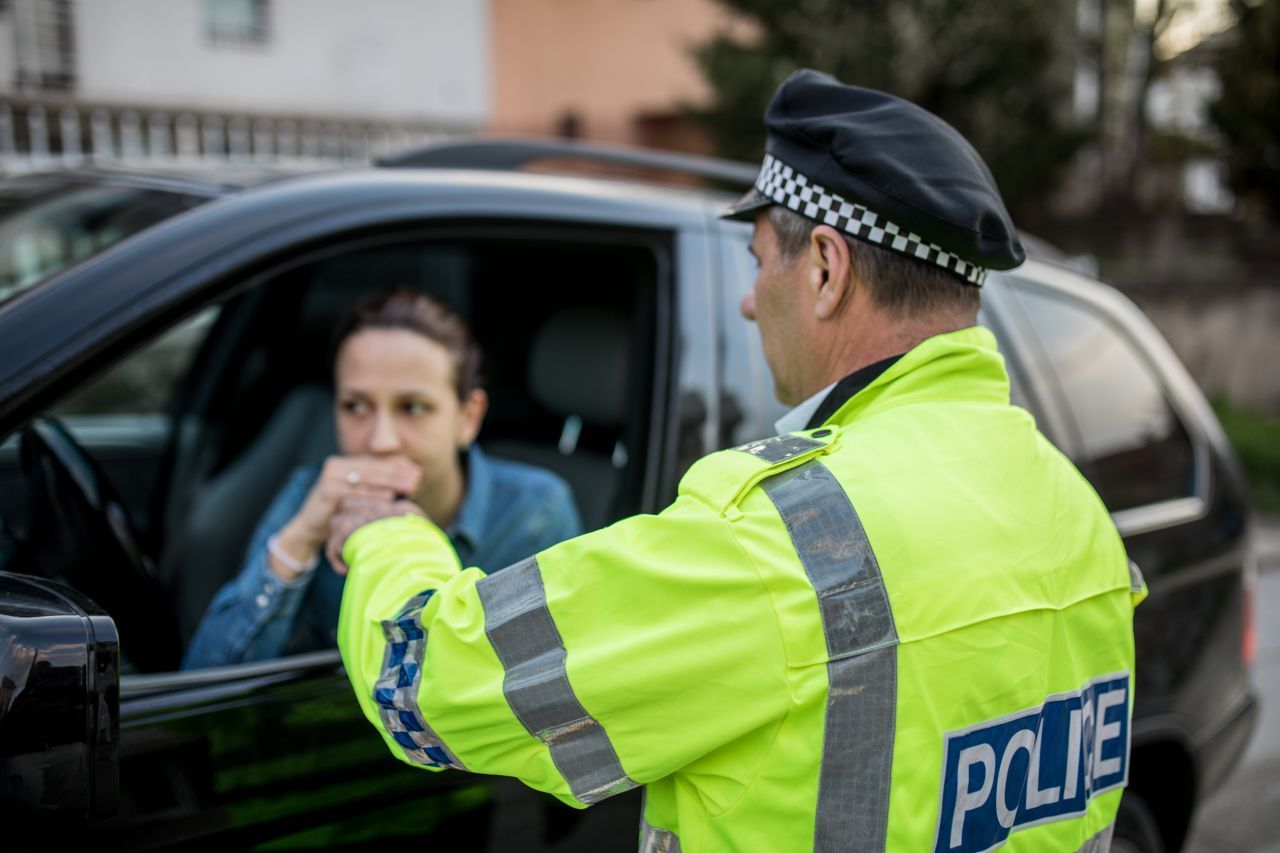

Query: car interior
[0,222,674,675]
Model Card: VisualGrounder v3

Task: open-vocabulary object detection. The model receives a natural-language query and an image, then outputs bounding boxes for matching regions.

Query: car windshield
[0,177,210,305]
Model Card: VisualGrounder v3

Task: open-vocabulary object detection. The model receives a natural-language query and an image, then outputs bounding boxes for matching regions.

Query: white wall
[72,0,489,125]
[0,15,15,92]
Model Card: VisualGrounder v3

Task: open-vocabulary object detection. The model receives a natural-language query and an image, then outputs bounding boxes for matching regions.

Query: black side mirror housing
[0,573,119,825]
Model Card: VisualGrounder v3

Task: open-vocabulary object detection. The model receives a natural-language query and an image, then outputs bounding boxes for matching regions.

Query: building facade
[488,0,749,152]
[0,0,489,168]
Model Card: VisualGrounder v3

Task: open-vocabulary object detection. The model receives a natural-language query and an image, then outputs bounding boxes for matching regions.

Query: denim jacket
[183,445,582,668]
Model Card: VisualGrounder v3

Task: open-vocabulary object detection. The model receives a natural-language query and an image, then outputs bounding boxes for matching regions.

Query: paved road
[1184,520,1280,853]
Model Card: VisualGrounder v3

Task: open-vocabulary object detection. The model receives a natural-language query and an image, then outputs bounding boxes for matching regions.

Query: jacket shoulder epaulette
[678,432,836,516]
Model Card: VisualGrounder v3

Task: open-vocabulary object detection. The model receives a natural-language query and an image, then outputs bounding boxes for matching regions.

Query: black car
[0,141,1259,851]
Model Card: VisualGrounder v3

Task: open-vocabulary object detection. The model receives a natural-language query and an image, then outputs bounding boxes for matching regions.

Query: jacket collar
[804,354,903,430]
[822,325,1010,428]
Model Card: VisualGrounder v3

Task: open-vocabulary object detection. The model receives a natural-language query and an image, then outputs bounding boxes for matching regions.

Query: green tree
[1209,0,1280,218]
[692,0,1090,214]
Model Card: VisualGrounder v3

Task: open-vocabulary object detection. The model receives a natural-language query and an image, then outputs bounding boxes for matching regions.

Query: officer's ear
[807,225,852,321]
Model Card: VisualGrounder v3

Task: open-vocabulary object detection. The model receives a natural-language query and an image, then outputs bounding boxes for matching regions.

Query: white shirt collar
[774,381,836,435]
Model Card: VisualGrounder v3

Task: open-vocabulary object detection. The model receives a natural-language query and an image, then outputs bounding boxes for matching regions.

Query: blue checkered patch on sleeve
[372,589,467,770]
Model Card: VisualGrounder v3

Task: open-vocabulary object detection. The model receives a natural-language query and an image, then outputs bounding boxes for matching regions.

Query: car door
[0,170,695,849]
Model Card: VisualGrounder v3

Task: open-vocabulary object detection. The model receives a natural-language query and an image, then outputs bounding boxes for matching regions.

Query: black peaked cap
[724,69,1025,280]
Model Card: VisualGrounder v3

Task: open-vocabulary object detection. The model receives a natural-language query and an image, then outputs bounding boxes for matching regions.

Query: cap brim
[720,187,774,221]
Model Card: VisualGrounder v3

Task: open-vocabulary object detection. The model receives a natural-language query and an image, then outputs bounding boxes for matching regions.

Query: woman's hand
[325,496,427,575]
[271,456,421,581]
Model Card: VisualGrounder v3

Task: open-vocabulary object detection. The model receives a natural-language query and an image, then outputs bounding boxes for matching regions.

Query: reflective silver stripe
[373,590,466,769]
[762,460,898,852]
[1076,821,1115,852]
[1128,559,1145,594]
[734,433,825,463]
[476,557,639,804]
[639,818,682,853]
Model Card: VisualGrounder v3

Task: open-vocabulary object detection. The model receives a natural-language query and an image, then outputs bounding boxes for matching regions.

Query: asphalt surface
[1184,518,1280,853]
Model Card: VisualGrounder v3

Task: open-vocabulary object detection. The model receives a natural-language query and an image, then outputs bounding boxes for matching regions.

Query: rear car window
[1013,284,1195,511]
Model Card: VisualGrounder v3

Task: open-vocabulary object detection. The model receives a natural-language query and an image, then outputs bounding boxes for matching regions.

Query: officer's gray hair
[767,206,980,321]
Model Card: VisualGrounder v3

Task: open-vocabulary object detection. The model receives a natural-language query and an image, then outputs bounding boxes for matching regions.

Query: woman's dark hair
[332,288,483,399]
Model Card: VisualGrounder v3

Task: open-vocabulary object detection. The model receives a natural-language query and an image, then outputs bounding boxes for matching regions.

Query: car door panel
[89,656,496,849]
[0,190,683,847]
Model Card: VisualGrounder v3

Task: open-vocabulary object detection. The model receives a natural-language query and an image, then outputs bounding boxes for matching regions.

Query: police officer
[330,69,1145,852]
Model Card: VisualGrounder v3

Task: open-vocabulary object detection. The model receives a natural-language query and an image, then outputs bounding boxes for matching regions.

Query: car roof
[3,155,737,215]
[2,139,1088,277]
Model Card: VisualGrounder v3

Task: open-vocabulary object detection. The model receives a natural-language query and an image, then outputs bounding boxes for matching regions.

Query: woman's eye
[404,401,430,415]
[340,400,368,415]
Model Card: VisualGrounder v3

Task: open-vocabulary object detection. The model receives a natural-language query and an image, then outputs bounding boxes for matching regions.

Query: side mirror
[0,573,119,827]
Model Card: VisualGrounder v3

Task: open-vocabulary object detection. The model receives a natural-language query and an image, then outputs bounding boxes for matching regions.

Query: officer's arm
[337,494,790,809]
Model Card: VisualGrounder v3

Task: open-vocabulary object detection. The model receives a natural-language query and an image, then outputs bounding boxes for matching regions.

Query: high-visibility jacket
[338,325,1145,852]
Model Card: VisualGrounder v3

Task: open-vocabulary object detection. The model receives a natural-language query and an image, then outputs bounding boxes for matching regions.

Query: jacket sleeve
[337,490,792,808]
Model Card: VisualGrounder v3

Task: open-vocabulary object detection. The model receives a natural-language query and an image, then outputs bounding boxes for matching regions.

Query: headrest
[529,308,629,427]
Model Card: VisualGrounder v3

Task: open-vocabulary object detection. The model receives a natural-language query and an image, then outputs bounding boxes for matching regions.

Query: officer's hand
[326,495,426,575]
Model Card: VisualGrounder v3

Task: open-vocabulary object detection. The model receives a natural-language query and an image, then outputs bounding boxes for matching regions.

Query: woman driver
[184,289,582,668]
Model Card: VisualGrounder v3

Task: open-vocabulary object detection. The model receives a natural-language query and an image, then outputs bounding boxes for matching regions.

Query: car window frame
[94,217,679,691]
[0,171,698,693]
[998,264,1211,538]
[119,649,343,707]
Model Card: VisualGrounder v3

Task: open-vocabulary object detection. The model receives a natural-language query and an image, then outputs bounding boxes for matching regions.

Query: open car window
[0,307,221,570]
[52,308,220,418]
[3,221,673,680]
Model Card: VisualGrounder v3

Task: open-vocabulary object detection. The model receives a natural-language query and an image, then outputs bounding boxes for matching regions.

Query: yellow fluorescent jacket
[338,326,1146,853]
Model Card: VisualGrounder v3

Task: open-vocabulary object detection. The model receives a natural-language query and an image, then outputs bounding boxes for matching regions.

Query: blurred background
[0,0,1275,519]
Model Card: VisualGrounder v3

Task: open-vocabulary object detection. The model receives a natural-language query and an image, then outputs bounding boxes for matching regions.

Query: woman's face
[334,328,486,494]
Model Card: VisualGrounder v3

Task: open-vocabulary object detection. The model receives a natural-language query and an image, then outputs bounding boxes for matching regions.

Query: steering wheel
[20,418,182,671]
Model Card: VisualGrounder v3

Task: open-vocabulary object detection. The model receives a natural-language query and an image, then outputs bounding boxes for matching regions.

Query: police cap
[723,69,1025,286]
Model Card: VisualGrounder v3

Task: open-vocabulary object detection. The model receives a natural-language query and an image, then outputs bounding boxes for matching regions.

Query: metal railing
[0,95,469,173]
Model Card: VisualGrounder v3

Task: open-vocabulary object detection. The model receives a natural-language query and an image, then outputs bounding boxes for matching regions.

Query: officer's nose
[740,288,757,321]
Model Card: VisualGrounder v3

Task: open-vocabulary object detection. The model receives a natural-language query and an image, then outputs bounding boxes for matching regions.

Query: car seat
[485,307,632,532]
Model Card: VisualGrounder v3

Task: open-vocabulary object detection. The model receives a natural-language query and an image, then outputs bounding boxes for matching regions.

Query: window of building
[11,0,76,91]
[1014,284,1196,512]
[205,0,269,47]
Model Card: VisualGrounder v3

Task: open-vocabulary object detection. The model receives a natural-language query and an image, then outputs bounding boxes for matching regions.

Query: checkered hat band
[753,154,987,286]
